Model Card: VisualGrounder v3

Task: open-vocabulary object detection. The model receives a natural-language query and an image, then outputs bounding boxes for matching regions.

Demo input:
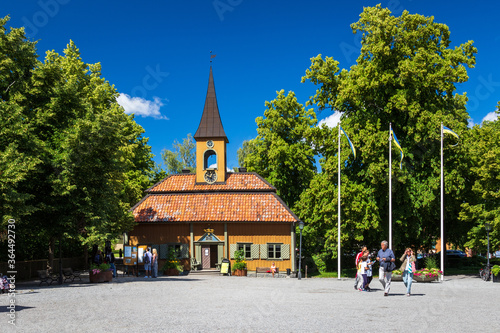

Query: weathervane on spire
[210,50,217,63]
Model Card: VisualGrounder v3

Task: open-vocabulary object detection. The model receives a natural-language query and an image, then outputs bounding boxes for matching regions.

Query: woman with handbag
[400,248,417,296]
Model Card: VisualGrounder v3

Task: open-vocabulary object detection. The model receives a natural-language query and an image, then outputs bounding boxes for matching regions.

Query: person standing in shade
[400,248,416,296]
[143,248,152,278]
[93,250,103,265]
[376,240,395,296]
[106,250,116,278]
[152,248,158,278]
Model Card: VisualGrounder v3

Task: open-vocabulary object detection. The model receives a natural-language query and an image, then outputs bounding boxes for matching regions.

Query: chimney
[181,169,191,174]
[238,167,247,172]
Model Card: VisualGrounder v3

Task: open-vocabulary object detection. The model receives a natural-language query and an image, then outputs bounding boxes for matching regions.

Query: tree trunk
[48,237,55,271]
[83,245,89,270]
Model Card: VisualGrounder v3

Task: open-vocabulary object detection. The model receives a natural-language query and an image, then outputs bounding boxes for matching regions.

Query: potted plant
[89,263,112,283]
[232,250,247,276]
[414,268,442,282]
[162,250,183,276]
[492,265,500,283]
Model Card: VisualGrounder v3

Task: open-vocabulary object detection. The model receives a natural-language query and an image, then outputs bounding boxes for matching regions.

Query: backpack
[143,252,150,264]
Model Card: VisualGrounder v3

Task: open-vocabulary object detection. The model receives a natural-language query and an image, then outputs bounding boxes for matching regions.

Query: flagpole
[440,122,444,281]
[389,123,392,250]
[338,123,341,280]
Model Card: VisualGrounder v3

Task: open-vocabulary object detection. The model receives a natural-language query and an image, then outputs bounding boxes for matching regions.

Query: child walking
[358,255,369,291]
[365,251,374,291]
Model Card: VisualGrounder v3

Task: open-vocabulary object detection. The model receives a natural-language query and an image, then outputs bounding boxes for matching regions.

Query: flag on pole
[443,126,459,146]
[390,129,404,169]
[339,125,356,159]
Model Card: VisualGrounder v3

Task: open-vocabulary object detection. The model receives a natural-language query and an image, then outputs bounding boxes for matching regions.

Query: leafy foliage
[295,5,476,258]
[0,17,155,260]
[231,249,247,271]
[460,106,500,252]
[161,133,196,174]
[244,90,317,208]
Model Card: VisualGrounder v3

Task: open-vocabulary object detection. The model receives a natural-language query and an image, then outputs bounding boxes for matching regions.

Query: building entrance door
[202,245,211,269]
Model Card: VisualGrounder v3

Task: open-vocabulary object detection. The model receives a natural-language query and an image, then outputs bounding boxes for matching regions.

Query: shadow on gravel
[129,278,204,282]
[0,305,35,313]
[385,293,425,297]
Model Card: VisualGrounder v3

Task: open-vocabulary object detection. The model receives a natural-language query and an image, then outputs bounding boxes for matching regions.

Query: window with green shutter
[251,244,260,259]
[260,244,268,259]
[230,244,237,259]
[281,244,290,259]
[267,243,283,259]
[180,244,189,259]
[160,244,168,259]
[237,243,252,259]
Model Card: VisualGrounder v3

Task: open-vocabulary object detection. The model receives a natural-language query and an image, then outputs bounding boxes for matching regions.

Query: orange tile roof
[132,193,298,223]
[147,172,275,193]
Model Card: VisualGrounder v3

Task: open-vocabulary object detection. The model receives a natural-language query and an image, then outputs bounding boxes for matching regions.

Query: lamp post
[298,221,304,280]
[486,223,491,268]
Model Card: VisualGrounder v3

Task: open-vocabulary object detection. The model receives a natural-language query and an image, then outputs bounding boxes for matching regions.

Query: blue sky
[3,1,499,169]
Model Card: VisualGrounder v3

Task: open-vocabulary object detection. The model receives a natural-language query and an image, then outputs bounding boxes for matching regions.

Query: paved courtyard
[1,273,499,332]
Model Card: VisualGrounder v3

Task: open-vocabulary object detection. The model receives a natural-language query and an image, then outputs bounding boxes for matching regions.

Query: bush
[312,254,327,273]
[90,263,111,274]
[161,250,183,272]
[231,250,247,271]
[424,256,439,269]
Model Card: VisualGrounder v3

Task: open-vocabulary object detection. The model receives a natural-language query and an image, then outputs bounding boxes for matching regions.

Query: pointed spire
[194,66,228,143]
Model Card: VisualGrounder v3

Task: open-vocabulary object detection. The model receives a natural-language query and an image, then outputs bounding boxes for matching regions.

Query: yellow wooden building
[129,67,299,272]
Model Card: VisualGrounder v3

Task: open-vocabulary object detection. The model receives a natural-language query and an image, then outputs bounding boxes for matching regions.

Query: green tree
[297,5,476,258]
[460,105,500,252]
[28,42,155,262]
[236,140,255,168]
[0,18,155,263]
[0,16,40,223]
[244,90,317,208]
[161,134,196,174]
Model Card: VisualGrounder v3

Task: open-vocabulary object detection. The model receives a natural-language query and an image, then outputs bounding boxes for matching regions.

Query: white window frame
[267,243,282,259]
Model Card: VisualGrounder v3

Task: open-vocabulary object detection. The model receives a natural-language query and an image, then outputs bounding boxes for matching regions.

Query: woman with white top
[400,248,417,296]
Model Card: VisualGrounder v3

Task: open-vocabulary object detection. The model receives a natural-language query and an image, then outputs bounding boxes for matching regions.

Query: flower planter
[493,274,500,283]
[391,274,403,281]
[89,270,113,283]
[233,269,247,276]
[414,275,438,282]
[164,268,180,276]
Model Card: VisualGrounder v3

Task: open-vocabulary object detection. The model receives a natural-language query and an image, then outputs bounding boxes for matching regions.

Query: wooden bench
[256,267,279,277]
[191,258,201,271]
[62,268,81,283]
[37,270,56,286]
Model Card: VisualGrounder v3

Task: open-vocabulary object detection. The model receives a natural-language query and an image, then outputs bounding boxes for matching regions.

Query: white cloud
[467,118,475,128]
[318,111,342,128]
[116,93,168,120]
[481,111,499,123]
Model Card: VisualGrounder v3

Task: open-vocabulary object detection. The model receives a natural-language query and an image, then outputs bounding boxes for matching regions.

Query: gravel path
[1,274,499,332]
